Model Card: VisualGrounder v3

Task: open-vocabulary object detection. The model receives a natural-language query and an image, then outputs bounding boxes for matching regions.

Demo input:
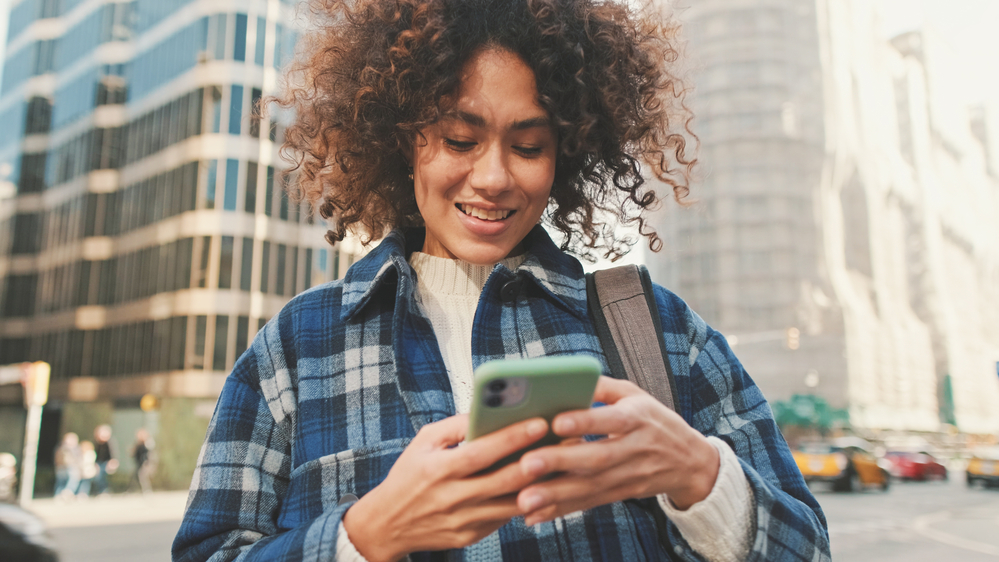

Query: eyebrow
[450,110,550,131]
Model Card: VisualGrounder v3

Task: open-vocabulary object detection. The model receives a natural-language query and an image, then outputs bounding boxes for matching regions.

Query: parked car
[966,447,999,488]
[792,438,890,492]
[0,502,59,561]
[883,451,948,481]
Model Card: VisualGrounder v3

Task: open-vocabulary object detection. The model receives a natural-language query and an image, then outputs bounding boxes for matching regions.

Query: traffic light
[22,362,50,408]
[786,327,800,350]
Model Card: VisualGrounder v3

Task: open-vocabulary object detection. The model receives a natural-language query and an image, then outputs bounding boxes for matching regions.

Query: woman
[173,0,830,560]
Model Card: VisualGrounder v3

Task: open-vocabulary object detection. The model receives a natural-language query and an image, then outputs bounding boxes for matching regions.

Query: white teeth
[460,204,511,221]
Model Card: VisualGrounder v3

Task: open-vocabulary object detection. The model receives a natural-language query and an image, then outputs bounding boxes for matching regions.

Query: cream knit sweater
[336,253,753,562]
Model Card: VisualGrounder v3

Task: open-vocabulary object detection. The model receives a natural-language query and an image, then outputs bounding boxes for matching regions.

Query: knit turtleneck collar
[408,252,528,296]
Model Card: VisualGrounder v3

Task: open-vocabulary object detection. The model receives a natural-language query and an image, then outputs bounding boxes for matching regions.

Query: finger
[520,436,630,479]
[520,481,627,526]
[591,376,646,405]
[415,414,471,450]
[550,400,646,437]
[459,455,544,500]
[454,417,548,475]
[518,469,638,524]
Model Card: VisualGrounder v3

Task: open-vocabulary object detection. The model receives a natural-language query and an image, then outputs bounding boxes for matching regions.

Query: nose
[468,143,512,196]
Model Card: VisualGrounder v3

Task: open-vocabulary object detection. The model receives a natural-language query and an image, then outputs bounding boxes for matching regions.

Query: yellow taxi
[966,447,999,488]
[792,437,890,492]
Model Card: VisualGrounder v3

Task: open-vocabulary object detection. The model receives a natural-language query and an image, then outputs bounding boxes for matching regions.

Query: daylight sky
[876,0,999,106]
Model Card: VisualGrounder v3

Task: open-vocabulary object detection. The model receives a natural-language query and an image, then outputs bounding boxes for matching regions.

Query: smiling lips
[458,203,514,221]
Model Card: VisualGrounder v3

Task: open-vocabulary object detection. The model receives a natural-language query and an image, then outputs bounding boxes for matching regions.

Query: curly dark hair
[274,0,695,261]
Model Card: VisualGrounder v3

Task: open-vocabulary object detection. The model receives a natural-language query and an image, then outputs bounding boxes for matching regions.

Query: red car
[883,451,948,481]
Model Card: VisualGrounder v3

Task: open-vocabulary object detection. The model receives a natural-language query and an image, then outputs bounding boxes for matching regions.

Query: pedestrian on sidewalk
[75,441,98,498]
[53,432,81,501]
[92,424,119,496]
[128,429,155,495]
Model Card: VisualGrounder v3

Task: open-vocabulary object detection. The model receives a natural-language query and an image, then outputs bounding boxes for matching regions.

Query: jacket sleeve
[172,327,351,561]
[654,287,832,562]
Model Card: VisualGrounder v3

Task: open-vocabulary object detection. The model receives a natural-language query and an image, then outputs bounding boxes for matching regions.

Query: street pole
[17,361,49,507]
[19,403,42,508]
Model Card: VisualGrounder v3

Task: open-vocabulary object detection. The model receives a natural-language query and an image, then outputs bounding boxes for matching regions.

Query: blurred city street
[820,477,999,561]
[28,491,186,562]
[15,479,999,561]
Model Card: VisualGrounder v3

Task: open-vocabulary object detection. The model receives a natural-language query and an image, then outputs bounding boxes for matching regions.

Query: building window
[304,248,313,290]
[275,244,287,296]
[224,158,239,210]
[240,237,254,291]
[233,14,248,62]
[235,316,249,359]
[32,40,56,75]
[204,159,218,209]
[210,14,228,60]
[265,166,274,216]
[1,274,37,317]
[12,213,42,254]
[245,161,258,213]
[250,88,262,137]
[17,152,46,194]
[260,241,271,293]
[193,315,208,369]
[196,236,212,288]
[228,85,243,135]
[218,236,234,289]
[207,86,222,133]
[213,315,229,371]
[25,96,52,134]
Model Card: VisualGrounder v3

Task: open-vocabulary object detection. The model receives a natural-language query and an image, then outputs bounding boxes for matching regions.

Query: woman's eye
[444,138,476,151]
[515,146,544,156]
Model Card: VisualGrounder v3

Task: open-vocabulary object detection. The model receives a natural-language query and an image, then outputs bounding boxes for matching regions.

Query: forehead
[451,48,546,117]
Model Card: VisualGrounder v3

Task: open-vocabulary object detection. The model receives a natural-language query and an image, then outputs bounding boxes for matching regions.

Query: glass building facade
[0,0,363,489]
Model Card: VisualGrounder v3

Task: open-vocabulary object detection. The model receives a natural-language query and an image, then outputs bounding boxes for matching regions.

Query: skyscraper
[650,0,999,433]
[0,0,361,487]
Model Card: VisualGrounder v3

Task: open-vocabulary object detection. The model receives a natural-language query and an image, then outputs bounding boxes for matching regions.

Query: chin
[456,244,515,265]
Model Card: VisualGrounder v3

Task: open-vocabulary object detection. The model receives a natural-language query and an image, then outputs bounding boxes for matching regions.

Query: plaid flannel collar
[340,224,590,322]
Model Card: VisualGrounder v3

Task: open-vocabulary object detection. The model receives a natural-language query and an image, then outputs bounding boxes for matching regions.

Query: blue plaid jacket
[173,226,830,562]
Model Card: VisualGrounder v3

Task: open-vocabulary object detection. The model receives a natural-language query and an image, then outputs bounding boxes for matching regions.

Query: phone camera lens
[485,395,503,408]
[488,379,507,394]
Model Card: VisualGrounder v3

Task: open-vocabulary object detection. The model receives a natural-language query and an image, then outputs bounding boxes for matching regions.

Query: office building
[650,0,999,433]
[0,0,362,487]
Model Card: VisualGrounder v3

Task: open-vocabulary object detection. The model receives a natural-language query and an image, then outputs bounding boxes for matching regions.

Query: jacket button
[500,278,522,303]
[337,493,359,506]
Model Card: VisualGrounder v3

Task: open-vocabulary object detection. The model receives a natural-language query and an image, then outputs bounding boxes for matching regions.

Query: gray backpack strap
[585,265,678,412]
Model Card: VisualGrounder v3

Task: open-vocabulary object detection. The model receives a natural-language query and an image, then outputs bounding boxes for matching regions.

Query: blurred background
[0,0,996,560]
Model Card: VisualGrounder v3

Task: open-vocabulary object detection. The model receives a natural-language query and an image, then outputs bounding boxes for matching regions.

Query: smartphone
[467,355,601,471]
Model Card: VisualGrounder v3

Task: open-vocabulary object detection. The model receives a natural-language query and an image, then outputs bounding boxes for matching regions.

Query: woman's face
[413,48,556,264]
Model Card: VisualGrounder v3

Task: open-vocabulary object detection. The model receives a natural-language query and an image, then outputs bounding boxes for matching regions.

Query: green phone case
[467,355,602,470]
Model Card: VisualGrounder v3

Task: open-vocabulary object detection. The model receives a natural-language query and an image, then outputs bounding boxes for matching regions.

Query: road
[20,478,999,560]
[818,476,999,561]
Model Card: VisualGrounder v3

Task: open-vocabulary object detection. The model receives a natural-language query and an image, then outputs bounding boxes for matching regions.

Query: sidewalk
[26,491,189,528]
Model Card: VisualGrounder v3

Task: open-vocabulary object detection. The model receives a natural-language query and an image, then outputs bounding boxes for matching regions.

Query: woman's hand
[516,377,720,525]
[342,414,548,562]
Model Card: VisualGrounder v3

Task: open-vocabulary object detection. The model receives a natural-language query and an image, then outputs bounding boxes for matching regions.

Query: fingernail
[527,419,547,437]
[555,417,576,434]
[522,492,544,512]
[522,456,546,476]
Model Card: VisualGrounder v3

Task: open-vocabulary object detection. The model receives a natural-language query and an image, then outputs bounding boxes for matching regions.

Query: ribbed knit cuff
[657,436,754,562]
[336,521,371,562]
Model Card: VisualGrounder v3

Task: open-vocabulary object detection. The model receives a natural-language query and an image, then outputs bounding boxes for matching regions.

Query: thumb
[414,414,469,450]
[592,376,646,405]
